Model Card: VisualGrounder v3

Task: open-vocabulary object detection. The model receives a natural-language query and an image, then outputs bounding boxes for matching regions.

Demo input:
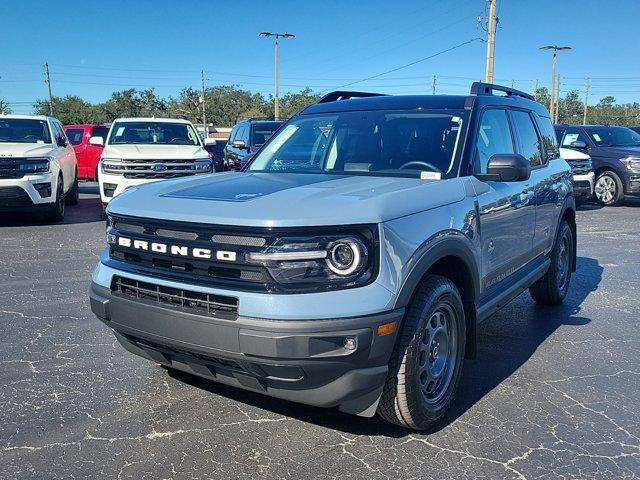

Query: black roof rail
[317,91,387,104]
[470,82,535,101]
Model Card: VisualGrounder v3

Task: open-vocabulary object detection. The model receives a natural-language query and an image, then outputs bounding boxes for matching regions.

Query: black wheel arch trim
[393,232,480,310]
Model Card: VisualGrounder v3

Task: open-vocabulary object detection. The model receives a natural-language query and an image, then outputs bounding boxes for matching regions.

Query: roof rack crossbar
[470,82,534,101]
[317,91,387,104]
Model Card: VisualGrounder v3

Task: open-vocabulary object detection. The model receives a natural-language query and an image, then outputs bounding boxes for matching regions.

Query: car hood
[592,145,640,158]
[559,147,590,161]
[102,144,207,159]
[0,143,56,157]
[107,172,466,227]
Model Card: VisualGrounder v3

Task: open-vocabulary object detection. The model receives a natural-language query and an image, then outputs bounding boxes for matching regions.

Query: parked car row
[554,124,640,206]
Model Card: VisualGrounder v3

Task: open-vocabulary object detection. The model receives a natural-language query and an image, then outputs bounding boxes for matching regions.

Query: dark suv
[555,124,640,206]
[223,119,283,171]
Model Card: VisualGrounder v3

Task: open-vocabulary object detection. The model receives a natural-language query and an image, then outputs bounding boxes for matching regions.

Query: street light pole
[540,45,571,121]
[260,32,295,120]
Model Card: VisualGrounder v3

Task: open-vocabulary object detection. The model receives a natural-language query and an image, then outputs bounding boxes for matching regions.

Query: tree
[0,99,11,114]
[34,95,105,124]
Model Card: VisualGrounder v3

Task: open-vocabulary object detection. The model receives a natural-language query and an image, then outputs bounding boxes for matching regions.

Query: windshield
[251,122,282,147]
[0,118,52,144]
[247,111,464,178]
[108,121,200,146]
[584,126,640,147]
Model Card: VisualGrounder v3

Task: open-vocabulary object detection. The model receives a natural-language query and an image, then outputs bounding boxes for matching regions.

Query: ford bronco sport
[90,83,576,430]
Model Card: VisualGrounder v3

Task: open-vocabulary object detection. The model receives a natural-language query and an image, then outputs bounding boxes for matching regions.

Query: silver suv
[90,83,577,430]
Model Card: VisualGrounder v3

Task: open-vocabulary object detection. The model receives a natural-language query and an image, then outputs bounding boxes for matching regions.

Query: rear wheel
[44,175,65,222]
[378,275,465,430]
[529,220,573,305]
[594,170,624,206]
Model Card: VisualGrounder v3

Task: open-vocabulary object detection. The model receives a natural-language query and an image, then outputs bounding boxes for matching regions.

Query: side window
[229,125,239,142]
[511,110,543,167]
[475,109,514,173]
[535,114,559,162]
[65,128,85,146]
[51,121,65,145]
[561,128,588,147]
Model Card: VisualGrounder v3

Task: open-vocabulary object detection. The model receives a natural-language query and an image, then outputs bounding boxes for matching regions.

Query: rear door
[472,108,536,293]
[511,110,557,255]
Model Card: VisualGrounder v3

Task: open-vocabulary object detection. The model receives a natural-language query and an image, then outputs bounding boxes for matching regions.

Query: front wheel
[378,275,466,430]
[44,176,65,222]
[594,170,624,206]
[529,220,573,305]
[65,170,79,205]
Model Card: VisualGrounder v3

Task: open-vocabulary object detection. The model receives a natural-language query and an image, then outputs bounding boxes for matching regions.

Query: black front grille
[0,186,33,208]
[0,158,26,179]
[107,215,273,291]
[569,160,592,176]
[112,276,238,319]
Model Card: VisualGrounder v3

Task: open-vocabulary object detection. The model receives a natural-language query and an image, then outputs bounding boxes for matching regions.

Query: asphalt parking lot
[0,183,639,480]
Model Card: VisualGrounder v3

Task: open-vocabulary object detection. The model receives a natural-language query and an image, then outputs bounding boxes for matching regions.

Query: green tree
[0,99,11,114]
[34,95,105,124]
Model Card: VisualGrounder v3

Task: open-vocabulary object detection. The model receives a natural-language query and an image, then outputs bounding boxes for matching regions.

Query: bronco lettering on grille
[113,235,236,262]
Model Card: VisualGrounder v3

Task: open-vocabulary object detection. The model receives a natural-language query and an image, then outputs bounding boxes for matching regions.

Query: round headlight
[326,240,362,276]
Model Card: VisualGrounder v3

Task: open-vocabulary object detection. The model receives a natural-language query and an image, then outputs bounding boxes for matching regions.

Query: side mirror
[204,138,216,146]
[475,154,531,182]
[570,140,587,149]
[89,136,104,146]
[57,137,67,147]
[232,139,246,149]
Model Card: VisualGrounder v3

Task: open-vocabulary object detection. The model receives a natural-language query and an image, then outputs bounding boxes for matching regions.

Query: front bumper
[0,173,58,212]
[90,281,403,416]
[572,172,594,198]
[98,172,164,204]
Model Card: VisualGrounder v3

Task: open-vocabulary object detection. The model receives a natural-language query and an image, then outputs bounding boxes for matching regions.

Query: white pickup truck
[0,114,78,221]
[94,118,214,208]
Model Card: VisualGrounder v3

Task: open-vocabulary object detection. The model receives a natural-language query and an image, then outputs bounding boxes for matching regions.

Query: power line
[334,37,484,90]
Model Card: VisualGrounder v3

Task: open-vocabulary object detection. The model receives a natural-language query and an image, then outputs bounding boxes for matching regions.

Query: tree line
[0,87,322,126]
[1,86,639,127]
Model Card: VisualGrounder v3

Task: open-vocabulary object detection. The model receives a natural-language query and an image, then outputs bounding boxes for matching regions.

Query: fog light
[344,337,357,351]
[103,183,117,198]
[106,234,116,245]
[33,182,52,198]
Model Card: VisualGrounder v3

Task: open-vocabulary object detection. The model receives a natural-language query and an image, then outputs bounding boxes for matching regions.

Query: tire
[529,221,573,306]
[594,170,624,206]
[65,170,79,206]
[378,275,466,430]
[44,175,65,222]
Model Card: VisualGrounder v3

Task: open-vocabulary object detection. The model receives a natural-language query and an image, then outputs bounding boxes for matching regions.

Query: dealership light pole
[260,32,295,120]
[540,45,571,121]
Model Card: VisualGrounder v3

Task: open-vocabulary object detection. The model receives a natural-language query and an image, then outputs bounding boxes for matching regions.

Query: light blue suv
[90,83,576,430]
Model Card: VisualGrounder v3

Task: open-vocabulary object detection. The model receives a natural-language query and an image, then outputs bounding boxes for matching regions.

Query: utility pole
[583,77,590,125]
[534,79,539,95]
[260,32,295,120]
[200,70,207,138]
[44,62,53,115]
[484,0,498,83]
[539,45,571,119]
[431,74,437,95]
[554,74,561,123]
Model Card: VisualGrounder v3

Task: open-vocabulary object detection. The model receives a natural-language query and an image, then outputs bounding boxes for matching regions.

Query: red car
[63,124,110,180]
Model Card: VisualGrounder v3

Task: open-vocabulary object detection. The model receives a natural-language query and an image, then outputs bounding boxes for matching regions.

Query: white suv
[94,118,213,208]
[0,115,78,221]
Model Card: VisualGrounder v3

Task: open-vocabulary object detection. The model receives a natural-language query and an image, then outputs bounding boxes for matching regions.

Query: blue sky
[2,0,639,113]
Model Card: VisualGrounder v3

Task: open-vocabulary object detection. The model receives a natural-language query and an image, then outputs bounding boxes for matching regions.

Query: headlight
[20,157,50,173]
[192,158,213,172]
[621,157,640,173]
[101,158,123,173]
[246,231,376,291]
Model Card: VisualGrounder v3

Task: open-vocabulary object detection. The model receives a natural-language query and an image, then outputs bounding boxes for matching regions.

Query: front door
[471,108,536,293]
